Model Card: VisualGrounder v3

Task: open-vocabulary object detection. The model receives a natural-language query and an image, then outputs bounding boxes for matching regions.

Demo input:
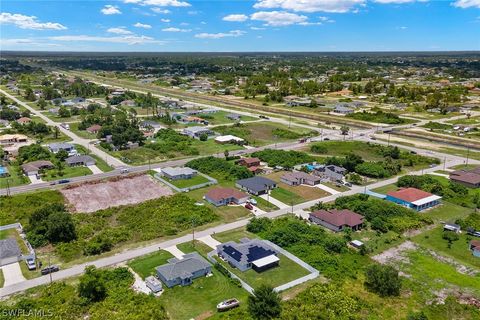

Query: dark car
[323,138,330,141]
[41,265,60,275]
[259,115,269,119]
[245,203,254,210]
[58,179,70,184]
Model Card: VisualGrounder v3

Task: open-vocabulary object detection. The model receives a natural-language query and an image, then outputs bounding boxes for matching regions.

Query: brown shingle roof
[387,187,433,203]
[205,188,249,202]
[450,168,480,185]
[310,209,364,228]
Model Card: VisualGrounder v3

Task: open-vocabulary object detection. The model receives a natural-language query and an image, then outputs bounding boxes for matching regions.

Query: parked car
[217,298,240,312]
[41,265,60,275]
[344,182,352,187]
[259,115,269,119]
[248,198,257,205]
[25,258,36,270]
[58,179,70,184]
[121,168,129,174]
[323,138,330,141]
[245,203,254,210]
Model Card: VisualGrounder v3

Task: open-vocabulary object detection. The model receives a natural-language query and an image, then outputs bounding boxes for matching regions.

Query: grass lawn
[74,144,114,172]
[194,139,243,156]
[217,253,310,288]
[270,187,304,205]
[451,164,479,171]
[308,141,387,161]
[322,181,349,192]
[160,270,250,320]
[69,122,98,139]
[426,201,474,223]
[0,165,30,188]
[352,229,404,255]
[198,110,257,125]
[167,174,210,189]
[177,240,214,256]
[263,171,331,201]
[371,183,398,194]
[127,250,174,279]
[0,269,4,288]
[41,166,92,181]
[413,226,480,270]
[253,195,279,212]
[212,228,258,244]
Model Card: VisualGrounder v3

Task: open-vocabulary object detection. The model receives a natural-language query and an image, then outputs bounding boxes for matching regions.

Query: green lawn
[217,253,310,288]
[351,229,404,255]
[41,166,92,181]
[413,226,480,270]
[371,183,398,194]
[69,122,98,139]
[194,139,243,156]
[270,187,304,205]
[160,270,249,320]
[322,181,349,192]
[177,241,214,256]
[0,269,4,288]
[253,195,279,212]
[127,250,174,279]
[167,174,210,189]
[308,141,387,161]
[0,165,30,188]
[212,228,258,244]
[198,110,257,125]
[426,201,474,223]
[74,144,114,172]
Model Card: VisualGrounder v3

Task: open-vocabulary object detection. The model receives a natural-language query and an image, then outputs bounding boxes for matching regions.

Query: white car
[25,258,36,270]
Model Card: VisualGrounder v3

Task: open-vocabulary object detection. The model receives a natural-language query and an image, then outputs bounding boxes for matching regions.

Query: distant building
[309,209,364,232]
[214,135,245,145]
[204,188,250,206]
[0,166,9,178]
[182,126,213,139]
[281,171,321,186]
[236,176,277,195]
[0,134,28,145]
[333,105,354,114]
[386,187,441,211]
[217,238,279,272]
[65,155,96,167]
[86,124,102,134]
[313,165,346,182]
[16,117,31,125]
[145,276,162,293]
[161,167,197,180]
[469,240,480,258]
[155,252,212,288]
[48,143,77,156]
[226,113,241,121]
[21,160,54,176]
[449,167,480,188]
[236,158,260,168]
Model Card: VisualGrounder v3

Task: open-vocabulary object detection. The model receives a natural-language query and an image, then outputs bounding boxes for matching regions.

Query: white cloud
[142,0,190,6]
[152,8,171,13]
[160,18,171,22]
[162,27,191,32]
[133,22,152,28]
[195,30,245,39]
[253,0,365,13]
[49,34,163,45]
[101,5,122,15]
[373,0,418,3]
[397,26,408,29]
[107,27,133,35]
[223,14,249,22]
[452,0,480,8]
[123,0,142,3]
[180,22,189,26]
[250,26,266,30]
[250,11,307,26]
[0,12,67,30]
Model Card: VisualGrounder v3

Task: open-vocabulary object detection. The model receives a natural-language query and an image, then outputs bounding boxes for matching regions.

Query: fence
[153,171,217,193]
[0,223,36,267]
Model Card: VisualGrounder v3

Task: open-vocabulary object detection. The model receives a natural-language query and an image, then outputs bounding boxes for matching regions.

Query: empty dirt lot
[61,174,173,213]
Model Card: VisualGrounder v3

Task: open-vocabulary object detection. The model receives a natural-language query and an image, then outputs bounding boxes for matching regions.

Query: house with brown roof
[386,187,442,211]
[469,240,480,258]
[309,209,364,232]
[449,167,480,188]
[204,187,250,206]
[16,117,31,125]
[236,158,260,168]
[86,124,102,134]
[21,160,54,176]
[281,171,321,186]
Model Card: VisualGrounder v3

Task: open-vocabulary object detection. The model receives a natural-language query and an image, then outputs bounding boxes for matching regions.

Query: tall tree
[248,285,282,320]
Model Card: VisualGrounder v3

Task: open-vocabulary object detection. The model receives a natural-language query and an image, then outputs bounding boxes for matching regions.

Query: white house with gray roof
[155,252,212,288]
[161,167,197,180]
[48,143,77,156]
[217,238,279,272]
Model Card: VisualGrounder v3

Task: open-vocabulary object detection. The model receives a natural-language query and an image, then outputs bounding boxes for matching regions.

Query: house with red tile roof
[236,157,260,168]
[86,124,102,134]
[204,187,250,207]
[386,187,441,211]
[309,209,364,232]
[16,117,31,124]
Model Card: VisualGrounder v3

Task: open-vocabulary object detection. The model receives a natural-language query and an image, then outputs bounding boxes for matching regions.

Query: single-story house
[313,165,346,182]
[120,99,136,107]
[140,120,163,130]
[449,167,480,188]
[226,113,241,121]
[65,155,96,167]
[86,124,102,134]
[236,158,260,168]
[182,126,213,139]
[48,143,77,156]
[16,117,31,124]
[236,176,277,195]
[155,252,212,288]
[0,238,21,266]
[469,240,480,258]
[162,166,197,180]
[204,188,250,206]
[334,106,354,114]
[217,238,279,272]
[214,135,245,145]
[386,187,442,211]
[281,171,321,186]
[309,209,364,232]
[0,134,28,145]
[21,160,54,176]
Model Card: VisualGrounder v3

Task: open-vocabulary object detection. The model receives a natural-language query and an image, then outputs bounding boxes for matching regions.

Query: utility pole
[192,218,196,247]
[48,252,52,284]
[443,156,446,171]
[291,201,294,215]
[6,178,10,197]
[387,133,391,146]
[466,147,470,167]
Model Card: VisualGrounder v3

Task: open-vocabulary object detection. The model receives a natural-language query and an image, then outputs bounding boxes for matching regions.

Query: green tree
[340,125,350,135]
[199,133,208,141]
[56,149,69,161]
[24,87,36,101]
[45,211,77,243]
[37,98,47,110]
[364,264,401,297]
[248,285,281,320]
[78,266,107,303]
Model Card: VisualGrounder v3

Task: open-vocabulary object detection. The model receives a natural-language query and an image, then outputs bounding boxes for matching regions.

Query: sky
[1,0,479,52]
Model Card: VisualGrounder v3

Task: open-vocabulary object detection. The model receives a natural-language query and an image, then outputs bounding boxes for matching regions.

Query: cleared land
[61,174,173,212]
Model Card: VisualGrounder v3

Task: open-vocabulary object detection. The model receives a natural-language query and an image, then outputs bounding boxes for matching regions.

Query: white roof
[214,135,244,143]
[252,255,279,268]
[350,240,364,247]
[411,195,442,206]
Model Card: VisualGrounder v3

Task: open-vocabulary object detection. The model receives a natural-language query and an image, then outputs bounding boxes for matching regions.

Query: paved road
[0,155,472,298]
[0,89,126,168]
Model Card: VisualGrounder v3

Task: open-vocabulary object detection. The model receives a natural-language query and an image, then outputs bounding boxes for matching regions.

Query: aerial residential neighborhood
[1,1,480,320]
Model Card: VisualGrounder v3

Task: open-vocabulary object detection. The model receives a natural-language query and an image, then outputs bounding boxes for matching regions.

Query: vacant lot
[61,175,173,212]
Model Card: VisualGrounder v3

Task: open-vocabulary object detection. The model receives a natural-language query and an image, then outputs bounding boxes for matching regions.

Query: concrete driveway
[164,245,185,259]
[198,235,221,249]
[87,164,103,174]
[1,262,26,287]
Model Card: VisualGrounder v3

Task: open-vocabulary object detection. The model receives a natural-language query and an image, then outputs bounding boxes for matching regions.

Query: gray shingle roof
[0,238,21,260]
[65,155,95,165]
[155,252,211,282]
[236,176,276,193]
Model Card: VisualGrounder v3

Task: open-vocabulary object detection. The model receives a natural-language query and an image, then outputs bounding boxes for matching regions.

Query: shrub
[364,264,401,297]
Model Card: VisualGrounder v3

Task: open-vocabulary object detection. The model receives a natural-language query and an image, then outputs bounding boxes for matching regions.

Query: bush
[186,156,252,180]
[364,264,401,297]
[310,144,328,154]
[251,149,315,169]
[248,285,282,320]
